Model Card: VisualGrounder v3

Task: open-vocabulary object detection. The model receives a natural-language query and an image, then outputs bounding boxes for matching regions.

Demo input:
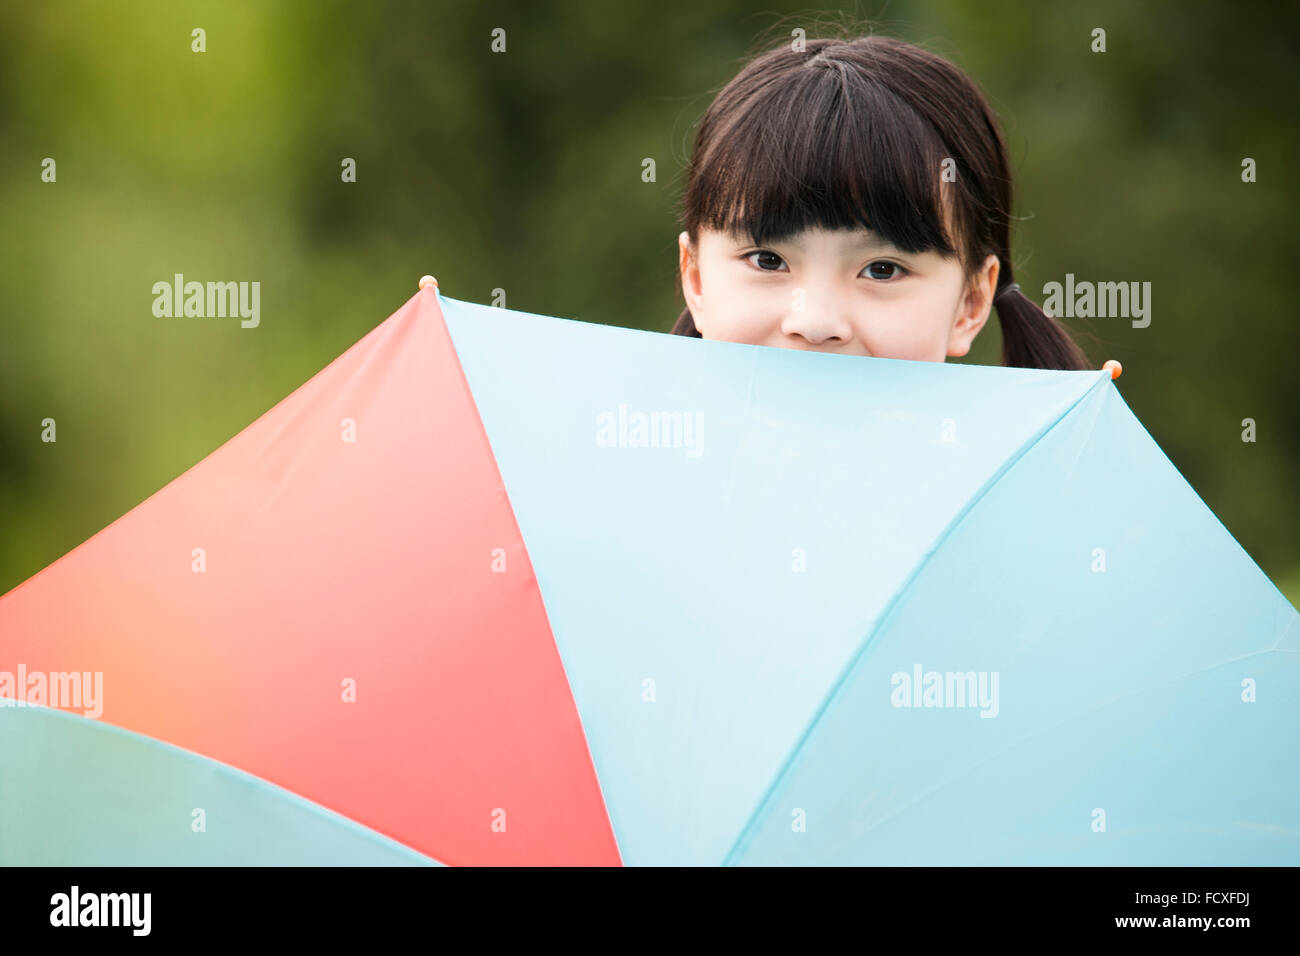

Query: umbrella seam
[719,368,1113,866]
[1270,613,1299,651]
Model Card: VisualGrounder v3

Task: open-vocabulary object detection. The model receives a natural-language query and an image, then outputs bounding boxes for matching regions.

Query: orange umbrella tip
[419,275,439,291]
[1102,359,1122,380]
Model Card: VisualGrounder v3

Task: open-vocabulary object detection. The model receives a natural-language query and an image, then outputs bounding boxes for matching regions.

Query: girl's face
[679,226,999,361]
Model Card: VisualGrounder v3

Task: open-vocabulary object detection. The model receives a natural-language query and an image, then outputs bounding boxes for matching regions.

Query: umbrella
[2,278,1296,866]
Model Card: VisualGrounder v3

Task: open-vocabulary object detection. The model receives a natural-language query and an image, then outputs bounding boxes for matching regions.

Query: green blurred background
[1,1,1297,603]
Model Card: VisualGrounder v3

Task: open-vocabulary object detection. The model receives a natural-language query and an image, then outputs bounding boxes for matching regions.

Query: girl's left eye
[743,250,787,272]
[864,261,908,281]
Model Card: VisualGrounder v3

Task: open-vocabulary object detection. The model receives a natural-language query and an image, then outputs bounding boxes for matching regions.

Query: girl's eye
[744,250,787,272]
[864,261,907,281]
[742,251,908,281]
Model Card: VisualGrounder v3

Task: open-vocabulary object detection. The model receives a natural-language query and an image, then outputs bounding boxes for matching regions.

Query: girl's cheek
[873,328,942,363]
[734,316,774,345]
[719,301,775,344]
[889,310,953,361]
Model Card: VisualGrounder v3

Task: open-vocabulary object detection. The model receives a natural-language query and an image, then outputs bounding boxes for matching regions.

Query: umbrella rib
[719,369,1114,866]
[802,644,1284,864]
[1270,612,1298,651]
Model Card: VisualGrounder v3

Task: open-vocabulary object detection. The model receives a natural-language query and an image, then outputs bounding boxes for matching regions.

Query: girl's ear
[946,254,999,358]
[679,231,704,318]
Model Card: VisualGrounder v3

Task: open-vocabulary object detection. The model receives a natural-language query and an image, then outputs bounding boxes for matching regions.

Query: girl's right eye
[743,250,787,272]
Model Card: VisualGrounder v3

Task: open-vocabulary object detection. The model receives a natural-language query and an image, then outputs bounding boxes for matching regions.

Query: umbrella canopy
[2,282,1296,865]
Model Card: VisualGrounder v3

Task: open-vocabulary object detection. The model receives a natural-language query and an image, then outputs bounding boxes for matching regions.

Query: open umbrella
[2,279,1296,865]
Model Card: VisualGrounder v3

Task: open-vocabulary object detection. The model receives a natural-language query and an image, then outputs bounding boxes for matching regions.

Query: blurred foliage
[1,0,1297,605]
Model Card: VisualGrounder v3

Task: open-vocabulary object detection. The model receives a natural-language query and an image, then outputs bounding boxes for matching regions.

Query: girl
[672,33,1092,371]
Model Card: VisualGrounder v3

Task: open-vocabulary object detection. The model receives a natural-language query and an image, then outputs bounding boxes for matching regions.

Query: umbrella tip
[418,275,439,292]
[1102,359,1122,380]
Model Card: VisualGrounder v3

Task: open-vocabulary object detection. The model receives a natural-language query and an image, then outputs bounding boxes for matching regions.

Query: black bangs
[688,54,961,259]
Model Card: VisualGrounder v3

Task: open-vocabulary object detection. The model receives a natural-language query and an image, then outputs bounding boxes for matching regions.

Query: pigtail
[670,305,702,337]
[994,272,1090,371]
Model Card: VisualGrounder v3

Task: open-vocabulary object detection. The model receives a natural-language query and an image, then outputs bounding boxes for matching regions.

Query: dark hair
[671,33,1090,370]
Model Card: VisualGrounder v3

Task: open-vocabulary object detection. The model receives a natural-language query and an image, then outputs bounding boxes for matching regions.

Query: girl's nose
[781,300,854,348]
